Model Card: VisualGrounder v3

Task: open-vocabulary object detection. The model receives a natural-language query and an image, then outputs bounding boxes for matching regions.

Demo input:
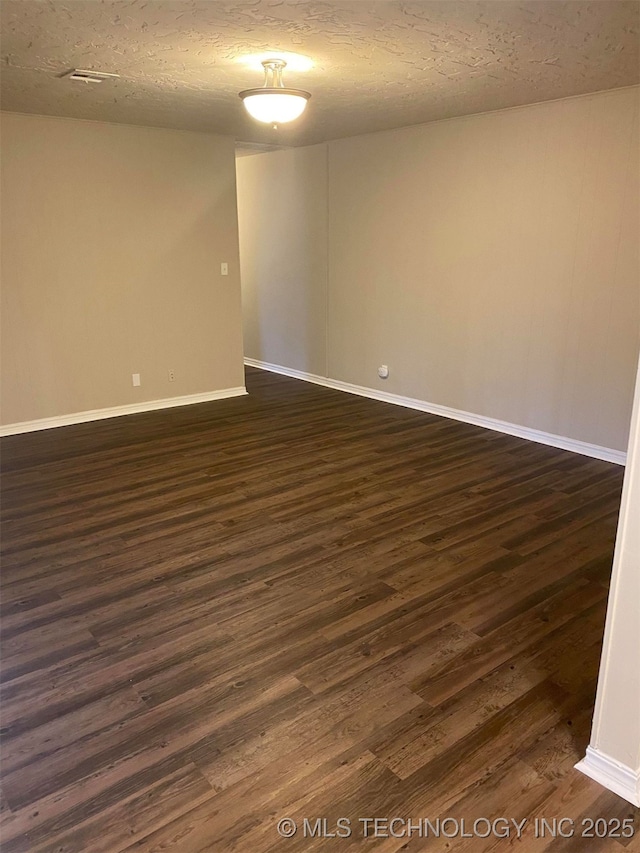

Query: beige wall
[237,87,640,453]
[237,144,328,376]
[1,113,245,427]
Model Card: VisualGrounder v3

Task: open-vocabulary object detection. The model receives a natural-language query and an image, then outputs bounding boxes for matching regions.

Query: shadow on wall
[236,146,328,377]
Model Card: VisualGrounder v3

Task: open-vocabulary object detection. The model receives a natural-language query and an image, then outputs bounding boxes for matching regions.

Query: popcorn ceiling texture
[1,0,638,146]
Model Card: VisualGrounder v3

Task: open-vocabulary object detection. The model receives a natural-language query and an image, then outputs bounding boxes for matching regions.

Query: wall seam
[325,142,330,379]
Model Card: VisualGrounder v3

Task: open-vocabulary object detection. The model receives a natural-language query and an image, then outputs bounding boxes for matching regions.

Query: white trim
[244,358,626,465]
[576,747,640,806]
[0,387,247,436]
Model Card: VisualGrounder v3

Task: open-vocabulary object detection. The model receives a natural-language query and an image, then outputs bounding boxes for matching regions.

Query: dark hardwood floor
[1,366,637,852]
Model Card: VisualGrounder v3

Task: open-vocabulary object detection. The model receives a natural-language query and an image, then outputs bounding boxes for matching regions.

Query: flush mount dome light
[239,59,310,126]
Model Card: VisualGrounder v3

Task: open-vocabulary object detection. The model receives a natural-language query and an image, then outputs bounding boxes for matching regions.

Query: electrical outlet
[168,369,176,382]
[132,373,141,387]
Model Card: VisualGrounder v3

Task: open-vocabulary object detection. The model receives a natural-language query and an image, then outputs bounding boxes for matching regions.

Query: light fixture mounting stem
[261,59,286,89]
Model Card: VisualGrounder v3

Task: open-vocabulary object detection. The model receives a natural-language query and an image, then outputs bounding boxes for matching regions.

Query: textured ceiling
[1,0,639,147]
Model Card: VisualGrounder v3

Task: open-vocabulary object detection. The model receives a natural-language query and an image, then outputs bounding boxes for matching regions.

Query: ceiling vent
[62,69,120,84]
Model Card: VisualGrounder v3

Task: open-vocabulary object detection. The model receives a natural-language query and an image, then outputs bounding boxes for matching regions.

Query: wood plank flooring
[1,366,637,852]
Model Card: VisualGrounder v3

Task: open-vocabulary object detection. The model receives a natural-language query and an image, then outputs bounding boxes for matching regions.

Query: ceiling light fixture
[239,59,310,127]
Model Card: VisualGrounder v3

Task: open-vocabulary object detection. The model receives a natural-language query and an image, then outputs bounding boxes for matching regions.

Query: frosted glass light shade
[240,89,310,124]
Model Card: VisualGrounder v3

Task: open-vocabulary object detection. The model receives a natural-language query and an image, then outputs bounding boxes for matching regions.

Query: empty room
[1,1,639,851]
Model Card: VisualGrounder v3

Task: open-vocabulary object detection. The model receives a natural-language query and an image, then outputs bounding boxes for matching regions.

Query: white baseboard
[244,358,626,466]
[0,387,247,436]
[576,747,640,806]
